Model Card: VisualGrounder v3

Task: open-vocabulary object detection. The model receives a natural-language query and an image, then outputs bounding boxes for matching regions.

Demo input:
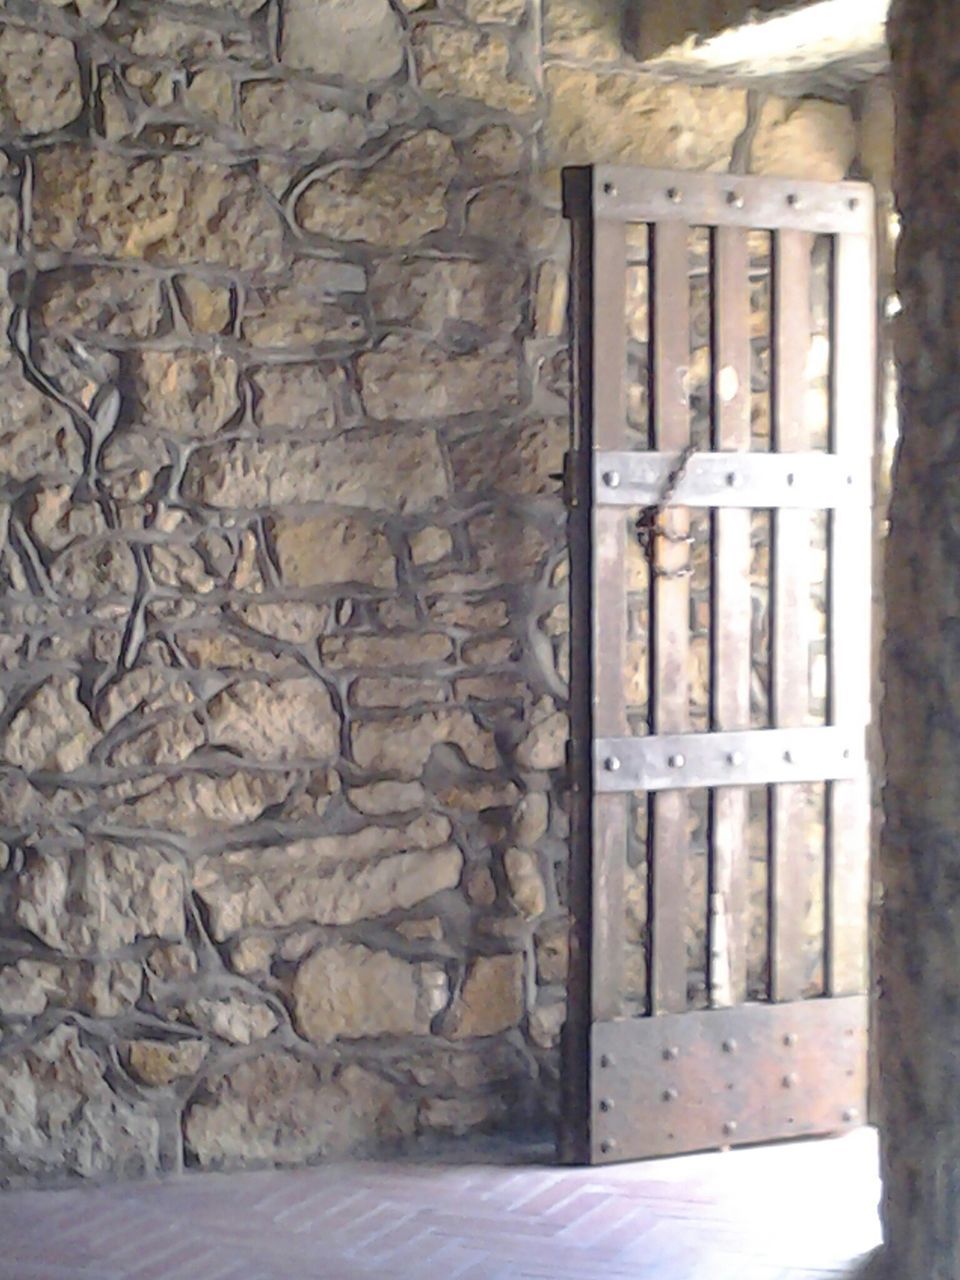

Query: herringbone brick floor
[0,1129,881,1280]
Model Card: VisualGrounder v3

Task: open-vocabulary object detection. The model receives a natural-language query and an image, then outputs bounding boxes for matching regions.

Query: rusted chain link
[634,444,697,579]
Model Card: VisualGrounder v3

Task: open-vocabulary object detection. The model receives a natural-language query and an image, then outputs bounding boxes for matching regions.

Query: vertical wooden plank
[560,175,595,1164]
[828,231,875,996]
[650,220,691,1015]
[709,227,752,1008]
[591,212,629,1022]
[770,230,814,1003]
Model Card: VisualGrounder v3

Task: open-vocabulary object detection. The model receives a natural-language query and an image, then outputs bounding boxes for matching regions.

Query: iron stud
[600,1139,617,1154]
[668,753,685,769]
[722,1039,737,1054]
[727,751,743,767]
[843,1108,859,1124]
[662,1046,679,1062]
[723,1121,738,1136]
[603,470,621,489]
[599,1098,614,1113]
[604,757,621,773]
[784,1033,798,1047]
[600,1054,614,1068]
[667,187,682,203]
[783,1073,799,1089]
[726,191,744,208]
[662,1088,679,1103]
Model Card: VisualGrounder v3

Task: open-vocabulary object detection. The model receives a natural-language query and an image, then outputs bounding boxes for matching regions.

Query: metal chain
[634,444,697,580]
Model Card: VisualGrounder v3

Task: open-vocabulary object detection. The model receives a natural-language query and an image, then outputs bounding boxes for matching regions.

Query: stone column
[880,3,960,1275]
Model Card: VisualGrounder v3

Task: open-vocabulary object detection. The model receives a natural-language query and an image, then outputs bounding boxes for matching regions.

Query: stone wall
[0,0,861,1186]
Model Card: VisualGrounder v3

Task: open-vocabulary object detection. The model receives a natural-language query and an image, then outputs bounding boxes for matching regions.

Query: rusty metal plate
[595,727,865,793]
[593,166,874,236]
[590,996,868,1163]
[594,450,866,510]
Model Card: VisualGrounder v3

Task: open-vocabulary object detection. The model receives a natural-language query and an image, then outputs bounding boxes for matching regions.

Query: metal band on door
[562,166,875,1164]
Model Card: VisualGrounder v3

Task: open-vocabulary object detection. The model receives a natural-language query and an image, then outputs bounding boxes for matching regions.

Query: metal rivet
[727,751,743,767]
[784,1033,798,1047]
[667,187,682,203]
[723,1120,738,1136]
[599,1098,614,1113]
[603,470,621,489]
[662,1046,679,1062]
[669,753,685,769]
[600,1054,614,1069]
[787,193,800,208]
[600,1139,616,1154]
[783,1073,799,1089]
[726,191,744,208]
[843,1108,859,1124]
[726,471,739,487]
[722,1039,737,1054]
[843,748,851,760]
[848,197,860,211]
[786,473,795,486]
[663,1088,679,1103]
[603,181,617,196]
[783,750,794,764]
[604,757,621,773]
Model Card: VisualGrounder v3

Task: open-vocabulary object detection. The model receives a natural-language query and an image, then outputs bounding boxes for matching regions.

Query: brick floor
[0,1128,881,1280]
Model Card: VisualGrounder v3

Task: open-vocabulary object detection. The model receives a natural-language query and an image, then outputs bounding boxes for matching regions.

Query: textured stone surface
[124,1039,208,1086]
[293,944,445,1043]
[183,430,449,512]
[15,843,185,955]
[207,679,339,763]
[751,98,856,180]
[184,1055,415,1167]
[194,842,464,937]
[296,132,456,247]
[545,68,748,168]
[0,1026,160,1181]
[280,0,405,82]
[446,954,524,1039]
[0,26,81,134]
[0,0,862,1189]
[412,23,537,113]
[32,149,285,270]
[272,512,396,588]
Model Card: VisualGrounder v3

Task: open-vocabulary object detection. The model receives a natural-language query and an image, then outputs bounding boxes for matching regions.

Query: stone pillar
[880,3,960,1275]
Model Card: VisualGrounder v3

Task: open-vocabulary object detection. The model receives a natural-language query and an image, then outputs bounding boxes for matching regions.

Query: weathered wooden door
[562,166,876,1165]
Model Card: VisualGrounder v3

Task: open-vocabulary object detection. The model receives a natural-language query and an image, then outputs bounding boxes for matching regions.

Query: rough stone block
[412,22,537,113]
[295,132,456,248]
[293,944,446,1042]
[272,512,397,588]
[0,26,81,134]
[446,954,524,1038]
[545,67,747,169]
[32,148,285,271]
[15,842,185,955]
[0,1026,161,1182]
[279,0,405,82]
[183,429,449,513]
[207,677,339,763]
[184,1056,415,1167]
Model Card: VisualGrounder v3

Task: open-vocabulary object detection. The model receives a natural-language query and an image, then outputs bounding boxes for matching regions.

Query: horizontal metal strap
[595,727,866,792]
[592,165,874,236]
[595,451,866,510]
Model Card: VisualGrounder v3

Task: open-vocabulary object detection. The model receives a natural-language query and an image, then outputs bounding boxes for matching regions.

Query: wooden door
[562,166,876,1165]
